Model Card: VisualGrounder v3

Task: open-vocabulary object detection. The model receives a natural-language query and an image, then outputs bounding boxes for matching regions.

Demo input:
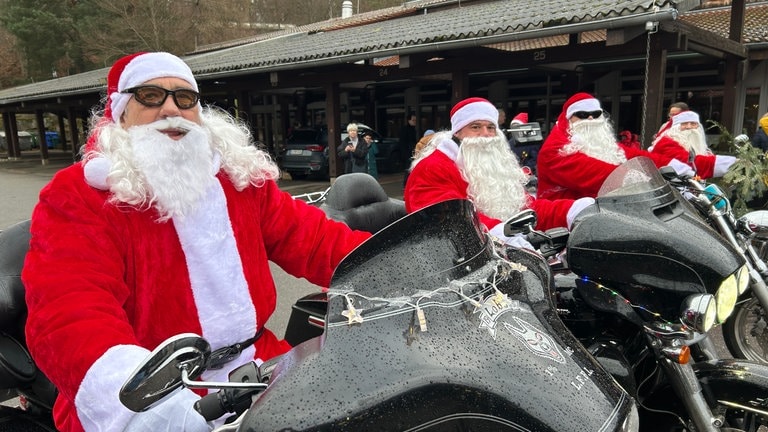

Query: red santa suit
[536,92,691,200]
[23,163,368,432]
[22,52,371,432]
[404,137,574,232]
[649,111,735,179]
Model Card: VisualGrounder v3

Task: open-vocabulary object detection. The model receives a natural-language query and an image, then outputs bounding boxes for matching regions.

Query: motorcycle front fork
[660,357,723,431]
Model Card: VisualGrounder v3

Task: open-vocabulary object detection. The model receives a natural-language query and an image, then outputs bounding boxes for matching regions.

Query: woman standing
[363,132,379,179]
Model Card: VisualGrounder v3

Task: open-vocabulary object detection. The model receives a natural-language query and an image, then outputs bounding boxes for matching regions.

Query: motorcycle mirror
[658,166,678,180]
[503,209,537,237]
[119,333,211,412]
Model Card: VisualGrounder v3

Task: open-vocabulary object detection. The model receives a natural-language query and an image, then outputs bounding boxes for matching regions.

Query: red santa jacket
[22,163,370,431]
[536,122,689,200]
[650,135,718,179]
[404,141,573,231]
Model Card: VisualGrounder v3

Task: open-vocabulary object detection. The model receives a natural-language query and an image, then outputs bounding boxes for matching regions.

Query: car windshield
[288,130,325,144]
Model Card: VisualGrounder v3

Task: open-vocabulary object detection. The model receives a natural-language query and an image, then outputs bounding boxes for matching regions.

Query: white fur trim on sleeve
[75,344,151,431]
[714,155,737,177]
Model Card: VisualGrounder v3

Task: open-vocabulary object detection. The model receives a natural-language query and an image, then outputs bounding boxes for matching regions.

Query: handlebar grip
[194,392,227,422]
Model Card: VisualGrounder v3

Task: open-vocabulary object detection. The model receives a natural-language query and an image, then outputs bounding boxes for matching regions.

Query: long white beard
[665,126,710,155]
[457,133,529,221]
[562,118,626,165]
[107,117,217,221]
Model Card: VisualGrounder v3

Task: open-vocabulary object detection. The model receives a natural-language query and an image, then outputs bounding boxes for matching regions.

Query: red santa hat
[510,112,528,125]
[106,52,199,124]
[672,110,699,126]
[564,93,602,120]
[450,97,498,135]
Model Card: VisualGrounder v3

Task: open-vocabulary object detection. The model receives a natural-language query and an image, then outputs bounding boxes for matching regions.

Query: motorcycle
[660,166,768,364]
[122,198,639,431]
[0,219,57,431]
[121,157,768,431]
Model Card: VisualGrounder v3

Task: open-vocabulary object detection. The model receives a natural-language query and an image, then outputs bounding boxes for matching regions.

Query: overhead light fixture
[427,56,445,62]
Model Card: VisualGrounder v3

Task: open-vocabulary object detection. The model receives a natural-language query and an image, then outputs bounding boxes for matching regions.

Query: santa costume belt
[207,327,265,370]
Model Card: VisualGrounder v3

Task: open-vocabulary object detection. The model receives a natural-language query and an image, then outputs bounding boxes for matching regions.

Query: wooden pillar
[451,71,469,105]
[57,112,68,151]
[34,110,49,164]
[2,112,14,159]
[721,0,746,133]
[67,108,80,160]
[325,82,341,180]
[641,32,667,148]
[7,113,20,160]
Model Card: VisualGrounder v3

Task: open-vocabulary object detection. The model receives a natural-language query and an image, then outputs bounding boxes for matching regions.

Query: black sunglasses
[122,85,200,110]
[571,110,603,120]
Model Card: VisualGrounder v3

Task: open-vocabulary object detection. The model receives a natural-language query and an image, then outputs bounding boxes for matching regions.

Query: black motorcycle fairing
[241,200,635,431]
[567,157,745,324]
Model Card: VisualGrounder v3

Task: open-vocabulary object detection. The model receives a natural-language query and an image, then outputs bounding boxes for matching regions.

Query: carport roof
[0,0,744,106]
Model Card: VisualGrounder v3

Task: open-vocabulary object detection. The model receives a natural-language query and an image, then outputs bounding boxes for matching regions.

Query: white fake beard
[563,117,626,165]
[665,126,710,155]
[457,133,529,221]
[120,117,216,221]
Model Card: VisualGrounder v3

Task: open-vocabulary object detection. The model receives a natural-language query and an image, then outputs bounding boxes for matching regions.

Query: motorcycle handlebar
[195,392,228,421]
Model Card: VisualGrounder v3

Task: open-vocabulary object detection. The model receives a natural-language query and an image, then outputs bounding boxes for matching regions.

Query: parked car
[281,124,402,180]
[0,131,34,152]
[280,127,330,180]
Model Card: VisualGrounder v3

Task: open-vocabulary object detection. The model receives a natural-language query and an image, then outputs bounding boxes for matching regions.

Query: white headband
[451,100,498,135]
[672,111,699,126]
[109,52,199,122]
[566,98,601,119]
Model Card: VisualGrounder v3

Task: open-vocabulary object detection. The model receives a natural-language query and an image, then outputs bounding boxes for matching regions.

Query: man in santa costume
[405,97,593,246]
[650,110,737,179]
[536,92,697,200]
[22,52,370,432]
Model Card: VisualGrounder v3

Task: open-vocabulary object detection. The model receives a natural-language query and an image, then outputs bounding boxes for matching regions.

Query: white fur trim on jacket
[75,344,151,431]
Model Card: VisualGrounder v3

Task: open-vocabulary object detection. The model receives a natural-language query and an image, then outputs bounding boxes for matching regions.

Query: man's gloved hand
[124,388,212,432]
[665,158,695,178]
[489,223,535,250]
[566,197,595,230]
[714,155,738,177]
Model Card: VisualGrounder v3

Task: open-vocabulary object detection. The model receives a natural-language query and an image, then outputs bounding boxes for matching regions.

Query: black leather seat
[319,173,406,233]
[0,220,31,339]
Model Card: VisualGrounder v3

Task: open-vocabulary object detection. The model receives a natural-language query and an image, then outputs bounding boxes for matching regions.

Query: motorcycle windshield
[245,200,635,432]
[596,156,666,198]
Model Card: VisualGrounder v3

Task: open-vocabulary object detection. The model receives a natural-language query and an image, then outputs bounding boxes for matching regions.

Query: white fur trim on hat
[110,53,199,123]
[566,98,601,119]
[672,111,699,126]
[451,100,498,135]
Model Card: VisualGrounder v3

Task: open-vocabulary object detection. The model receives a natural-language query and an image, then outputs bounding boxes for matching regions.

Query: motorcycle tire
[722,294,768,363]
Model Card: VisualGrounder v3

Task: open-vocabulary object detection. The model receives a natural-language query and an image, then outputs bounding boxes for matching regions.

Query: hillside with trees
[0,0,402,88]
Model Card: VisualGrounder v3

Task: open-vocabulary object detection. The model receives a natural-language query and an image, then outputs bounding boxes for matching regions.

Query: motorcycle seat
[319,172,406,233]
[0,219,31,337]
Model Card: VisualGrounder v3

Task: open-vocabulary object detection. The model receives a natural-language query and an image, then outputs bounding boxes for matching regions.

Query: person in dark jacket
[336,123,369,173]
[752,113,768,152]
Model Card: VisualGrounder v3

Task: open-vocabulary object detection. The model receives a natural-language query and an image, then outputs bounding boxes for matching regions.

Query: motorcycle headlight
[680,294,717,332]
[736,264,750,295]
[715,272,739,323]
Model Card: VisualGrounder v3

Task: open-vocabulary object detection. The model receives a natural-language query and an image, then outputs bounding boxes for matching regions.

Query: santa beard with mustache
[663,125,710,155]
[561,117,627,165]
[96,117,218,221]
[456,132,530,222]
